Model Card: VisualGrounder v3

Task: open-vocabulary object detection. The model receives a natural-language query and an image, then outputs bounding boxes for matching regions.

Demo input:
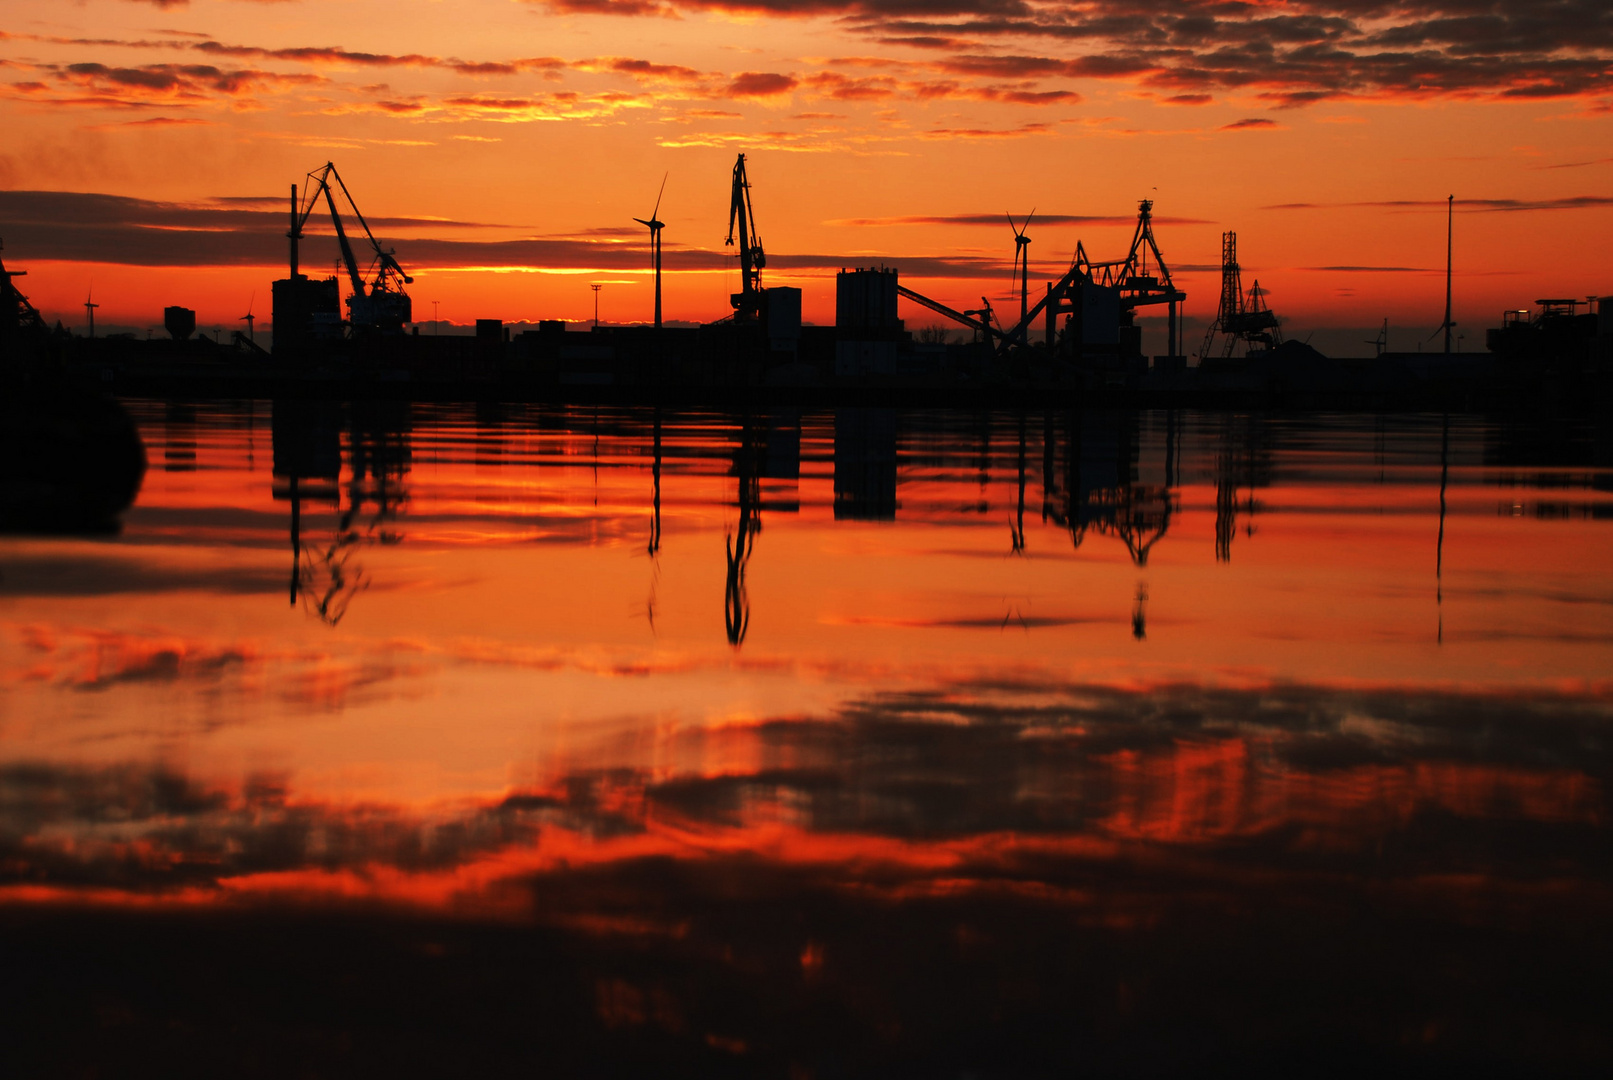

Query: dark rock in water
[0,387,146,531]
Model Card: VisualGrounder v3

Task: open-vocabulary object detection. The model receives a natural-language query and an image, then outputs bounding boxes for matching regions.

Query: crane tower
[273,161,413,353]
[1199,231,1281,360]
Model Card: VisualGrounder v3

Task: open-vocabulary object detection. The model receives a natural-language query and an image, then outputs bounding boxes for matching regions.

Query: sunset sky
[3,0,1611,354]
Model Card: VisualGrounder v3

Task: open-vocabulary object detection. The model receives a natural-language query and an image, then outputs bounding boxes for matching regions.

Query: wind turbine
[1427,194,1455,353]
[84,285,98,338]
[634,173,668,330]
[240,292,256,343]
[1008,209,1035,328]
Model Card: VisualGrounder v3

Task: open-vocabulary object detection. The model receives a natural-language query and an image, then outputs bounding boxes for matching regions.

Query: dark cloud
[526,0,1613,104]
[85,115,214,129]
[51,60,322,100]
[192,39,568,77]
[0,552,284,597]
[541,0,680,13]
[0,190,508,232]
[1266,196,1613,212]
[1297,265,1437,273]
[0,189,1019,277]
[919,120,1052,138]
[1221,117,1279,130]
[601,56,707,81]
[828,212,1210,226]
[726,71,799,97]
[1538,156,1613,169]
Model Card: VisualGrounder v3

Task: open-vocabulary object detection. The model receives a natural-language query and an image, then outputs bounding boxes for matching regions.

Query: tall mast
[288,184,300,278]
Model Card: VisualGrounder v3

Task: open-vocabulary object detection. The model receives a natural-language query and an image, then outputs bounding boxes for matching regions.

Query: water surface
[3,404,1610,1074]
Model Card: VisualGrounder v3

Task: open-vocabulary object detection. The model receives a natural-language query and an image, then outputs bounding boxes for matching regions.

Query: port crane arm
[295,162,414,301]
[725,154,765,316]
[327,164,413,288]
[895,284,1004,343]
[316,179,367,299]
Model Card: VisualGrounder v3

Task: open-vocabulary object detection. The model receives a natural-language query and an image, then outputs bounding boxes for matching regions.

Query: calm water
[3,404,1611,1074]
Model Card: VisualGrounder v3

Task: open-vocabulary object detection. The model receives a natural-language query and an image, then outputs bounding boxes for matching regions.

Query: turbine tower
[240,293,255,343]
[634,173,668,330]
[84,287,98,338]
[1427,195,1457,353]
[1008,210,1034,329]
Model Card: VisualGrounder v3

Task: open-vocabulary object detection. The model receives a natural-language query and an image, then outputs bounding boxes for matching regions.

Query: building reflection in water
[162,402,198,473]
[834,408,898,521]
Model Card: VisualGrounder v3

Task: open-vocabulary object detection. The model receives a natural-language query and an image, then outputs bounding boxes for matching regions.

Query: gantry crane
[896,200,1186,359]
[289,162,413,335]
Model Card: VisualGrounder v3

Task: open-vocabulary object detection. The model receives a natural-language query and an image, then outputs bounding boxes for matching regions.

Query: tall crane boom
[317,179,365,299]
[725,154,765,321]
[291,161,413,335]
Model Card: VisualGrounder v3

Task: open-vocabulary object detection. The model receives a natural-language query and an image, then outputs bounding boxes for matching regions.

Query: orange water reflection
[3,408,1611,1070]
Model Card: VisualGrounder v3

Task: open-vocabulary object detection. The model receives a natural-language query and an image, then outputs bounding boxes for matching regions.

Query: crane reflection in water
[264,406,1209,638]
[724,418,762,646]
[273,399,408,626]
[1039,410,1178,566]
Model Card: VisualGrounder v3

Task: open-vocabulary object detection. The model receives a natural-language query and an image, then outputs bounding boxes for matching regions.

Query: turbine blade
[652,172,668,220]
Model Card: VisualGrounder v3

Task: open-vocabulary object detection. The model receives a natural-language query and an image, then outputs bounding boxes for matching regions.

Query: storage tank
[163,306,196,342]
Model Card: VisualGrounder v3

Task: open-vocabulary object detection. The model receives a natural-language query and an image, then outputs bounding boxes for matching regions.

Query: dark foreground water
[2,404,1610,1076]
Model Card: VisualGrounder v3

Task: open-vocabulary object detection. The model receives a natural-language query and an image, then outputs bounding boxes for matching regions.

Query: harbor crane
[1200,231,1281,359]
[1029,199,1184,357]
[289,162,413,335]
[896,200,1186,359]
[725,154,765,321]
